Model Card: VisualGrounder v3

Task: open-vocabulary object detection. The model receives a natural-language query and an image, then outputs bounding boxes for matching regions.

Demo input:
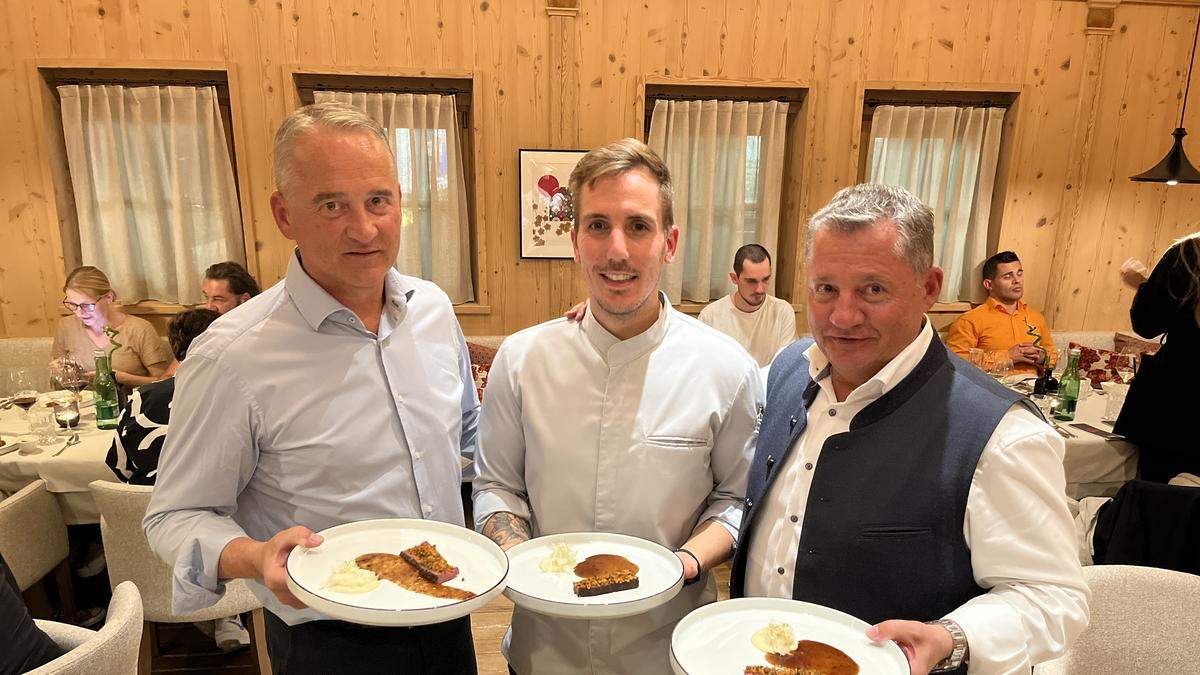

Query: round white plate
[503,531,684,619]
[670,597,910,675]
[285,518,508,627]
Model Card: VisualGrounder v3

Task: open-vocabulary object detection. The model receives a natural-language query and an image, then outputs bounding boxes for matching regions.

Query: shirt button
[804,462,814,470]
[790,515,799,523]
[776,567,785,575]
[349,317,357,323]
[827,409,837,417]
[422,504,433,515]
[413,451,423,460]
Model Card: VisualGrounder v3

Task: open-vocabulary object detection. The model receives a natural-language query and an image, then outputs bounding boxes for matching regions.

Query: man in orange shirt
[946,251,1055,374]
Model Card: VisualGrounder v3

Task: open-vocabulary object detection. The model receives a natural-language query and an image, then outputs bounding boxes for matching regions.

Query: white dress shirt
[698,294,798,367]
[144,252,479,625]
[473,294,762,675]
[745,321,1089,673]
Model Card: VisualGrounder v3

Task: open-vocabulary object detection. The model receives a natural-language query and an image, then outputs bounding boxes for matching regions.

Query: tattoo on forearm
[483,512,532,549]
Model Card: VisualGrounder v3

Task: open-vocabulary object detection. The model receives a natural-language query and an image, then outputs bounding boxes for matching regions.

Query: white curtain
[58,85,244,305]
[648,99,788,303]
[315,91,474,304]
[867,105,1005,303]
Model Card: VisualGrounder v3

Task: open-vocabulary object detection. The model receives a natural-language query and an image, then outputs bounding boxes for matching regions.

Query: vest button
[766,455,775,468]
[827,408,837,417]
[745,498,753,509]
[777,566,785,575]
[804,462,814,470]
[808,549,817,555]
[790,515,798,523]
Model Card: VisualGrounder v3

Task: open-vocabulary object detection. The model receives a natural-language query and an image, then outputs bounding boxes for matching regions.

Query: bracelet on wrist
[673,547,703,586]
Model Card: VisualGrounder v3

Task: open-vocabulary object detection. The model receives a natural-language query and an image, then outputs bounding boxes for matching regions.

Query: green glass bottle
[93,350,120,430]
[1052,348,1082,422]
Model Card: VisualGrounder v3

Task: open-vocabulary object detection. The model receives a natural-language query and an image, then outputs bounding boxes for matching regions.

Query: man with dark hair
[698,243,797,366]
[202,261,261,314]
[946,250,1055,373]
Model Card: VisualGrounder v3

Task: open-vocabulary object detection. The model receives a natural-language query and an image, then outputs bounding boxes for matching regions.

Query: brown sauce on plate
[573,554,639,578]
[765,640,858,675]
[355,553,475,601]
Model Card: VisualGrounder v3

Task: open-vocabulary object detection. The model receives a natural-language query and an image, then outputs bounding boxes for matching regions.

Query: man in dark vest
[730,184,1089,674]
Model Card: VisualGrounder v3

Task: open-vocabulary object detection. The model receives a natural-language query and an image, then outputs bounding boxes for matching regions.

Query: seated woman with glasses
[52,266,174,391]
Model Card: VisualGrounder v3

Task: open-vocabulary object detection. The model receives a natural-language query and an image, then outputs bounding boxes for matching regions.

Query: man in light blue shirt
[144,103,480,674]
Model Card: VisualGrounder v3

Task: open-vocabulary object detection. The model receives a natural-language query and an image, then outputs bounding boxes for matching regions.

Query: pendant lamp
[1131,15,1200,185]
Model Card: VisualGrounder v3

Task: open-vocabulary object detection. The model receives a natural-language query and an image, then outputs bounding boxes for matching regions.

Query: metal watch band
[927,619,969,671]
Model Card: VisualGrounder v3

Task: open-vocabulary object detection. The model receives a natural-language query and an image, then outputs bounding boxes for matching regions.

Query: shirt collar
[985,296,1025,315]
[285,250,414,332]
[804,319,936,401]
[582,291,672,365]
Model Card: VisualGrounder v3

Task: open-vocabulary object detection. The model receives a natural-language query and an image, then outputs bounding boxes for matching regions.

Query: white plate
[670,597,910,675]
[285,518,508,627]
[44,390,95,408]
[503,531,684,619]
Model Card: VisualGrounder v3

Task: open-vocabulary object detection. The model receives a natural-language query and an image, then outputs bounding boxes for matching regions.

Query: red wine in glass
[13,395,38,411]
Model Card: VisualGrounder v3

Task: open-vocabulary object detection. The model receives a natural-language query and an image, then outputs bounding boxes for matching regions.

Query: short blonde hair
[568,138,674,231]
[63,266,113,302]
[272,102,394,191]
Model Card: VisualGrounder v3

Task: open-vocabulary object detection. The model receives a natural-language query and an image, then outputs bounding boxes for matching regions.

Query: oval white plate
[670,597,910,675]
[285,518,508,627]
[503,531,684,619]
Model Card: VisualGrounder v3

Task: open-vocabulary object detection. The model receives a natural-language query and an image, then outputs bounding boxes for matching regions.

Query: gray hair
[272,102,394,191]
[569,138,675,231]
[805,183,934,273]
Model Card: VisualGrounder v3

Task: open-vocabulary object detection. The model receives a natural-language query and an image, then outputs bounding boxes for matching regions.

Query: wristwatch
[926,619,969,672]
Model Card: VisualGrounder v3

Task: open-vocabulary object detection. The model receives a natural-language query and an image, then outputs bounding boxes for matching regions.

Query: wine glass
[50,356,89,400]
[986,353,1013,382]
[1113,353,1137,384]
[8,369,39,420]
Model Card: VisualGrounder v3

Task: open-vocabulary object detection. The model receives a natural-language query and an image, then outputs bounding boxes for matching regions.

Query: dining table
[0,392,116,524]
[1008,378,1138,500]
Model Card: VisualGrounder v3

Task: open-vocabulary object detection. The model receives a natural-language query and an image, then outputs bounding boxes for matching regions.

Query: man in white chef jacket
[472,138,762,675]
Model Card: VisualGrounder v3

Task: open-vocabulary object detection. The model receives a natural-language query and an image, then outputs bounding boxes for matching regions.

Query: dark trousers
[264,610,477,675]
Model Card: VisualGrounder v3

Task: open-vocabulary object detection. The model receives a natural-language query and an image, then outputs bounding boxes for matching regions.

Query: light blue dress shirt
[144,252,479,625]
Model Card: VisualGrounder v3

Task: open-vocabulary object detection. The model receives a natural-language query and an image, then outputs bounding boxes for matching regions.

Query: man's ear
[271,191,295,241]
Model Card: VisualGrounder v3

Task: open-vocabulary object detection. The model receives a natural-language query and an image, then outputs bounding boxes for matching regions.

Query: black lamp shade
[1130,128,1200,185]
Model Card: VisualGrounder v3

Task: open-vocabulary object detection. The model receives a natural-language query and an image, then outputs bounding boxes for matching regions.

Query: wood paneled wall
[2,0,1199,339]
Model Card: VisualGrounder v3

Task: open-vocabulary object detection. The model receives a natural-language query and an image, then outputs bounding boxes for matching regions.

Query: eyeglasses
[62,300,98,312]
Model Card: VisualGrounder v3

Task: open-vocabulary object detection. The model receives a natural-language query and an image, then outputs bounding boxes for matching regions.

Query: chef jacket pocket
[858,525,933,539]
[643,435,711,451]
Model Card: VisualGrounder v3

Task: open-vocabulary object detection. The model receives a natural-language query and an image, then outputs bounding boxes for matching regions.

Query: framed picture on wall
[519,148,587,259]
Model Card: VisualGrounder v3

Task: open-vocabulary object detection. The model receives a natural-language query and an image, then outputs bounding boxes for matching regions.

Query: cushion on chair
[88,480,261,623]
[28,580,143,675]
[0,480,70,590]
[466,338,503,402]
[1034,565,1200,674]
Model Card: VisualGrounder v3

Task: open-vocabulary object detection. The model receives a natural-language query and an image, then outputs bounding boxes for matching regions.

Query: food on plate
[355,552,475,601]
[538,542,578,573]
[744,637,859,675]
[399,540,461,583]
[324,560,379,594]
[751,620,800,655]
[572,554,640,597]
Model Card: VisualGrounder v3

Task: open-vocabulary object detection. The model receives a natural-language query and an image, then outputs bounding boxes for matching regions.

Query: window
[645,85,803,304]
[297,74,476,304]
[859,89,1017,303]
[40,68,246,306]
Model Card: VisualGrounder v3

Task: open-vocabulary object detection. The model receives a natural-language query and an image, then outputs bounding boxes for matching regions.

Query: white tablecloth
[1053,391,1137,500]
[0,396,116,524]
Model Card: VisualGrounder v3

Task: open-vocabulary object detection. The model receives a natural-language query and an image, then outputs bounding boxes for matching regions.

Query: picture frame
[519,148,587,259]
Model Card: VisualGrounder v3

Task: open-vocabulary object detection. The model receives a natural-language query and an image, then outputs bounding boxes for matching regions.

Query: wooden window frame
[29,60,256,318]
[852,81,1023,313]
[288,67,489,315]
[639,77,810,312]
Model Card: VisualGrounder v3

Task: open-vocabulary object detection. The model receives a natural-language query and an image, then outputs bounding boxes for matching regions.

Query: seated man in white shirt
[698,244,797,367]
[472,138,762,675]
[730,184,1089,674]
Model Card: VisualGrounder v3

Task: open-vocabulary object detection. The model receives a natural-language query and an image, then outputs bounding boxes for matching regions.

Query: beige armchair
[0,479,75,619]
[29,580,144,675]
[88,480,271,675]
[1035,564,1200,674]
